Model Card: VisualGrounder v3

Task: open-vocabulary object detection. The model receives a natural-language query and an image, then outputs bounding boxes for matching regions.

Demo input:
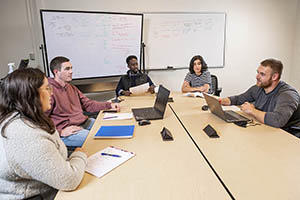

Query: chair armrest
[216,87,222,96]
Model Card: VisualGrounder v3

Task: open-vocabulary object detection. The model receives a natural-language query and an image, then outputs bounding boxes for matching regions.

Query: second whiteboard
[143,12,226,69]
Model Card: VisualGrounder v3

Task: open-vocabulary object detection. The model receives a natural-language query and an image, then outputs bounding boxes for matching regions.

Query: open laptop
[203,93,251,123]
[132,85,170,121]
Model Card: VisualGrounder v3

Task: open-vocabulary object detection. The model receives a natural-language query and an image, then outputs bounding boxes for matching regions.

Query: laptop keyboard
[132,108,162,120]
[224,112,238,121]
[224,110,250,121]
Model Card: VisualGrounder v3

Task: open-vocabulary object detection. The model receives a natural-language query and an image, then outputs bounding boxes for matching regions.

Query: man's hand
[220,98,231,106]
[241,102,265,124]
[241,102,255,115]
[122,91,131,96]
[111,103,121,112]
[61,125,83,137]
[148,85,155,94]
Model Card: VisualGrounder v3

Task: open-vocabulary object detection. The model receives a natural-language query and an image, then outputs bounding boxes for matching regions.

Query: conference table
[55,93,231,200]
[55,92,300,200]
[169,93,300,200]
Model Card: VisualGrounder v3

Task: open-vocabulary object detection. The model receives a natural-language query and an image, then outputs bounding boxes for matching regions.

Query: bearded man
[220,58,300,136]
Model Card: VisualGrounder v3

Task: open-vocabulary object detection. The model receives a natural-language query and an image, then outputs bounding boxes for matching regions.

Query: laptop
[132,85,170,121]
[203,93,251,123]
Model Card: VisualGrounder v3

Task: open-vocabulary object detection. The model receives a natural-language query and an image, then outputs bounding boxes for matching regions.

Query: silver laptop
[203,93,251,123]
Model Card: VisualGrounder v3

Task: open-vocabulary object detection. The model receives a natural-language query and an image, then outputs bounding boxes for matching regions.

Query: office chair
[284,122,300,138]
[210,74,222,96]
[18,59,29,69]
[287,105,300,138]
[83,111,99,119]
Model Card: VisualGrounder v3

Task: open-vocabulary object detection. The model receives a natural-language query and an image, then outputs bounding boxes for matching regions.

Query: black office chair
[83,111,99,119]
[18,59,29,69]
[210,74,222,96]
[285,105,300,138]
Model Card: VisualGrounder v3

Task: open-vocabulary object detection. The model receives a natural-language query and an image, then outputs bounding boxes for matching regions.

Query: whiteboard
[41,10,143,79]
[143,13,226,69]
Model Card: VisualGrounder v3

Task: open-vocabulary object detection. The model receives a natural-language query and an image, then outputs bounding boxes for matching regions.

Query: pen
[101,153,121,157]
[103,110,118,113]
[103,116,118,120]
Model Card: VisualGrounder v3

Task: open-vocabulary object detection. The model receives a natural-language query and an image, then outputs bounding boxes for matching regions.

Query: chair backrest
[18,59,29,69]
[210,74,219,96]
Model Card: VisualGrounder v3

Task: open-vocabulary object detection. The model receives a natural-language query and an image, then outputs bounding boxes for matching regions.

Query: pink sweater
[46,78,112,135]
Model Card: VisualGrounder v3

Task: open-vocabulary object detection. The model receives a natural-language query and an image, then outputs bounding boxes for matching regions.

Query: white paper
[129,83,149,95]
[103,113,133,120]
[183,92,204,98]
[85,146,135,178]
[222,105,241,111]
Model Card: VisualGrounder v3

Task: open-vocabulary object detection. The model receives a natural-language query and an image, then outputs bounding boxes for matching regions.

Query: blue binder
[94,125,135,138]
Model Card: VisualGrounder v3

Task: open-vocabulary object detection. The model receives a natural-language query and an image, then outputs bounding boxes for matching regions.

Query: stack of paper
[183,92,203,98]
[222,105,241,111]
[85,146,135,178]
[129,82,149,95]
[103,113,133,120]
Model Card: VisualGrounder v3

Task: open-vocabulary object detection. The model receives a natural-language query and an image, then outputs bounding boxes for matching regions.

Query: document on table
[222,105,241,111]
[129,83,149,95]
[207,105,241,112]
[103,113,133,120]
[183,92,204,98]
[85,146,135,178]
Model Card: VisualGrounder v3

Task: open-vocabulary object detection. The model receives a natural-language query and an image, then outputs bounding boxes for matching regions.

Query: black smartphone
[111,98,124,103]
[203,124,219,138]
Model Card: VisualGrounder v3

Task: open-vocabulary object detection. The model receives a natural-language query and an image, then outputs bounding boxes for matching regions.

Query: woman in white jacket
[0,68,87,200]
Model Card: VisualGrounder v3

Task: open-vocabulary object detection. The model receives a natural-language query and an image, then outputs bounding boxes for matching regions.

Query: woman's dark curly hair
[189,55,208,74]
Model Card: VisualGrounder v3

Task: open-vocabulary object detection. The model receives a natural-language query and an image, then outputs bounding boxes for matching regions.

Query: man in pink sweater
[46,56,120,148]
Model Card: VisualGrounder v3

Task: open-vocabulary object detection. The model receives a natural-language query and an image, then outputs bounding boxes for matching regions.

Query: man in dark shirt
[220,58,300,137]
[116,55,155,96]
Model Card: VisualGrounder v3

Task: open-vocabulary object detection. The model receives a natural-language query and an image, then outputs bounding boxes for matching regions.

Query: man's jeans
[61,118,95,147]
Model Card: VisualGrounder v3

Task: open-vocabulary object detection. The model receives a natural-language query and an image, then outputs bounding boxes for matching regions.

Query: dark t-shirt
[229,81,300,129]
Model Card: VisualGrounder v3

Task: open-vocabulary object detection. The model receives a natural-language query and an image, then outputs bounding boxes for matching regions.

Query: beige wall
[1,0,299,96]
[0,0,32,78]
[291,1,300,91]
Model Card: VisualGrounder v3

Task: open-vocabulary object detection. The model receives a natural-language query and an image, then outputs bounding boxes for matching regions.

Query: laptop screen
[203,93,227,120]
[154,85,170,114]
[203,93,250,122]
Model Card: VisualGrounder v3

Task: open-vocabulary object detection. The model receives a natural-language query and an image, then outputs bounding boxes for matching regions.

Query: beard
[130,68,139,74]
[256,77,272,88]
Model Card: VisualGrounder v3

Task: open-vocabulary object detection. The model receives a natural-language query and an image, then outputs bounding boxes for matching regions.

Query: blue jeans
[61,118,95,147]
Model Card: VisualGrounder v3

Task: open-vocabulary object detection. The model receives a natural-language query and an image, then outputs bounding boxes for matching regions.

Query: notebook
[203,93,251,123]
[85,146,135,178]
[94,125,135,138]
[132,85,170,121]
